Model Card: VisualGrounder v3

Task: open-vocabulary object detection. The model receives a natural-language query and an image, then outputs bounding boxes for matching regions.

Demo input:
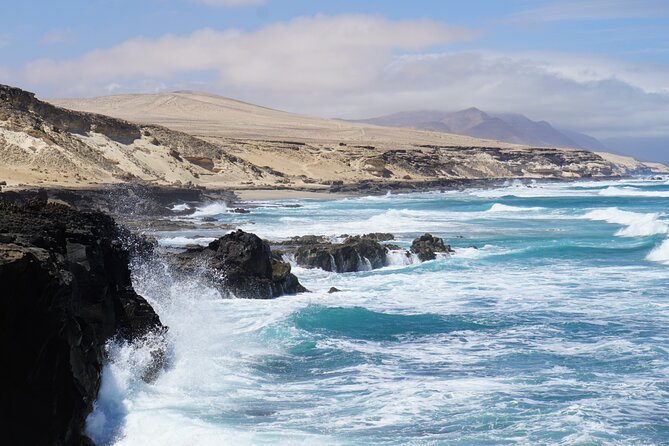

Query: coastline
[1,174,656,208]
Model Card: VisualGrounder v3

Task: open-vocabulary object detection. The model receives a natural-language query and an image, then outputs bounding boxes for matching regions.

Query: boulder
[410,233,453,261]
[171,230,307,299]
[0,198,165,446]
[293,235,388,272]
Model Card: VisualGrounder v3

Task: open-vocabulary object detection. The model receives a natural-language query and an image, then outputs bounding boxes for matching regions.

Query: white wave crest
[581,208,668,237]
[599,186,669,198]
[385,250,421,267]
[191,202,228,218]
[488,203,545,213]
[647,238,669,264]
[170,203,191,212]
[471,186,594,199]
[158,236,216,247]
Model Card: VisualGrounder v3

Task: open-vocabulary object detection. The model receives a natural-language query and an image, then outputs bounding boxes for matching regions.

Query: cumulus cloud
[24,15,473,94]
[332,52,669,138]
[19,14,669,140]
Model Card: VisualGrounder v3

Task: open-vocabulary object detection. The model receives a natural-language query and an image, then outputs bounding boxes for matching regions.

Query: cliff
[0,197,164,445]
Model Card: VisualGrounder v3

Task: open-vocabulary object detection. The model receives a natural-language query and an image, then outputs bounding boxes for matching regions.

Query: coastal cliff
[0,84,665,195]
[0,198,164,445]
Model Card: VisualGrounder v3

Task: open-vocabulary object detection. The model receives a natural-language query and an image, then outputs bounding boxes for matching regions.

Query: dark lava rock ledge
[0,199,165,445]
[168,229,307,299]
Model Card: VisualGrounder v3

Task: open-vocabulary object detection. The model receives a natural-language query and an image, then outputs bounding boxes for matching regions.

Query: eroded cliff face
[0,198,164,445]
[0,84,269,188]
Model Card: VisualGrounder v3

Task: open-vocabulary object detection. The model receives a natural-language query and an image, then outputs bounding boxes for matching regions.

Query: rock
[410,233,453,261]
[231,208,250,214]
[293,235,388,272]
[170,230,307,299]
[358,232,394,242]
[328,287,341,293]
[277,234,329,245]
[0,198,165,446]
[183,156,215,171]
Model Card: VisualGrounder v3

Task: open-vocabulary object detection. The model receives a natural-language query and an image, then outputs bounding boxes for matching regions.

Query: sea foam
[487,203,545,213]
[581,207,668,237]
[647,238,669,264]
[599,186,669,198]
[191,202,228,218]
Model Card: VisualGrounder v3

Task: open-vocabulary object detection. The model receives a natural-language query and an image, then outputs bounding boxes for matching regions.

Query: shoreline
[2,174,650,204]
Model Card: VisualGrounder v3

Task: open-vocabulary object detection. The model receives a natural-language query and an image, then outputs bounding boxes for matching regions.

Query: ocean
[87,178,669,445]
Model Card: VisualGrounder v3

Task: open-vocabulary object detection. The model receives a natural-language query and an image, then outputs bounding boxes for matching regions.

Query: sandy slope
[52,91,515,148]
[2,86,665,195]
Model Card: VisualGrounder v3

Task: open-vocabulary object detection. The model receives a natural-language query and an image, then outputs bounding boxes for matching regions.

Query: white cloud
[18,14,669,139]
[508,0,669,23]
[311,51,669,138]
[24,15,473,94]
[192,0,264,5]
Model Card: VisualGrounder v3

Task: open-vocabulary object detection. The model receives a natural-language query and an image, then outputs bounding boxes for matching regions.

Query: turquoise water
[89,178,669,445]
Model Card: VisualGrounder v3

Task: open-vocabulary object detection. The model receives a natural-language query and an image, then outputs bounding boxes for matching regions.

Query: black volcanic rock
[171,230,307,299]
[0,198,164,445]
[410,233,453,261]
[292,235,389,272]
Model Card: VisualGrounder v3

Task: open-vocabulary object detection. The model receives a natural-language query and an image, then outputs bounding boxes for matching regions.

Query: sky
[1,0,668,161]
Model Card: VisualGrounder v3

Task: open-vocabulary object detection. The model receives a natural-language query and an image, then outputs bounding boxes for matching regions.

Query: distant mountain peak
[353,107,606,151]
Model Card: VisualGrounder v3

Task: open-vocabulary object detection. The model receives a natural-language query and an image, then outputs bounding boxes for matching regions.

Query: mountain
[355,108,607,151]
[1,85,663,193]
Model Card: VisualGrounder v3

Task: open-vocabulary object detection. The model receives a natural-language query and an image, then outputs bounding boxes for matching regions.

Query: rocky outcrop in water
[290,235,390,273]
[0,198,165,445]
[410,233,453,261]
[170,230,306,299]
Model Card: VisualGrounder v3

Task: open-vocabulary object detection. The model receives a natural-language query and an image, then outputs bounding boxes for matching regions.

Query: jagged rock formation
[169,230,306,299]
[0,198,165,445]
[0,184,236,226]
[410,233,453,261]
[286,234,393,273]
[279,233,454,272]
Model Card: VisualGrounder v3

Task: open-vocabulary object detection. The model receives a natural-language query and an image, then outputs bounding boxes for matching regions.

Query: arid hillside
[0,85,665,193]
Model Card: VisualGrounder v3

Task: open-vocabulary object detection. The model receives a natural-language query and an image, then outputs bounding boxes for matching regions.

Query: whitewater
[88,177,669,445]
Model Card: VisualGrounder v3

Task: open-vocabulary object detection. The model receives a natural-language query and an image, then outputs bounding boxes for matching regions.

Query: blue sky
[1,0,668,160]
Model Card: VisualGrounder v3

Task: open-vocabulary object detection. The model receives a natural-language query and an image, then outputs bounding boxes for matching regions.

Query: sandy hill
[52,91,518,147]
[0,85,665,194]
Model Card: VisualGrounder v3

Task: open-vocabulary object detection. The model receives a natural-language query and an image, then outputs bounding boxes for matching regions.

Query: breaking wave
[581,207,668,237]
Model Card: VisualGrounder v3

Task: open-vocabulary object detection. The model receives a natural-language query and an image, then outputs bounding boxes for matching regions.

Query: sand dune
[52,91,522,147]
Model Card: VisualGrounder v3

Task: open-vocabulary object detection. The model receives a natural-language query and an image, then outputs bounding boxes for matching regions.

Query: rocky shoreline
[0,197,165,445]
[2,175,649,444]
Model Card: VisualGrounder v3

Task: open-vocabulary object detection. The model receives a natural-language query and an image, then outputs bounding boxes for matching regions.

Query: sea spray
[191,202,229,218]
[647,238,669,264]
[581,207,668,237]
[89,177,669,445]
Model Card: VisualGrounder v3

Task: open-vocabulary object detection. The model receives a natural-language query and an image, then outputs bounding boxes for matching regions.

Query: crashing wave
[647,238,669,265]
[581,207,668,237]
